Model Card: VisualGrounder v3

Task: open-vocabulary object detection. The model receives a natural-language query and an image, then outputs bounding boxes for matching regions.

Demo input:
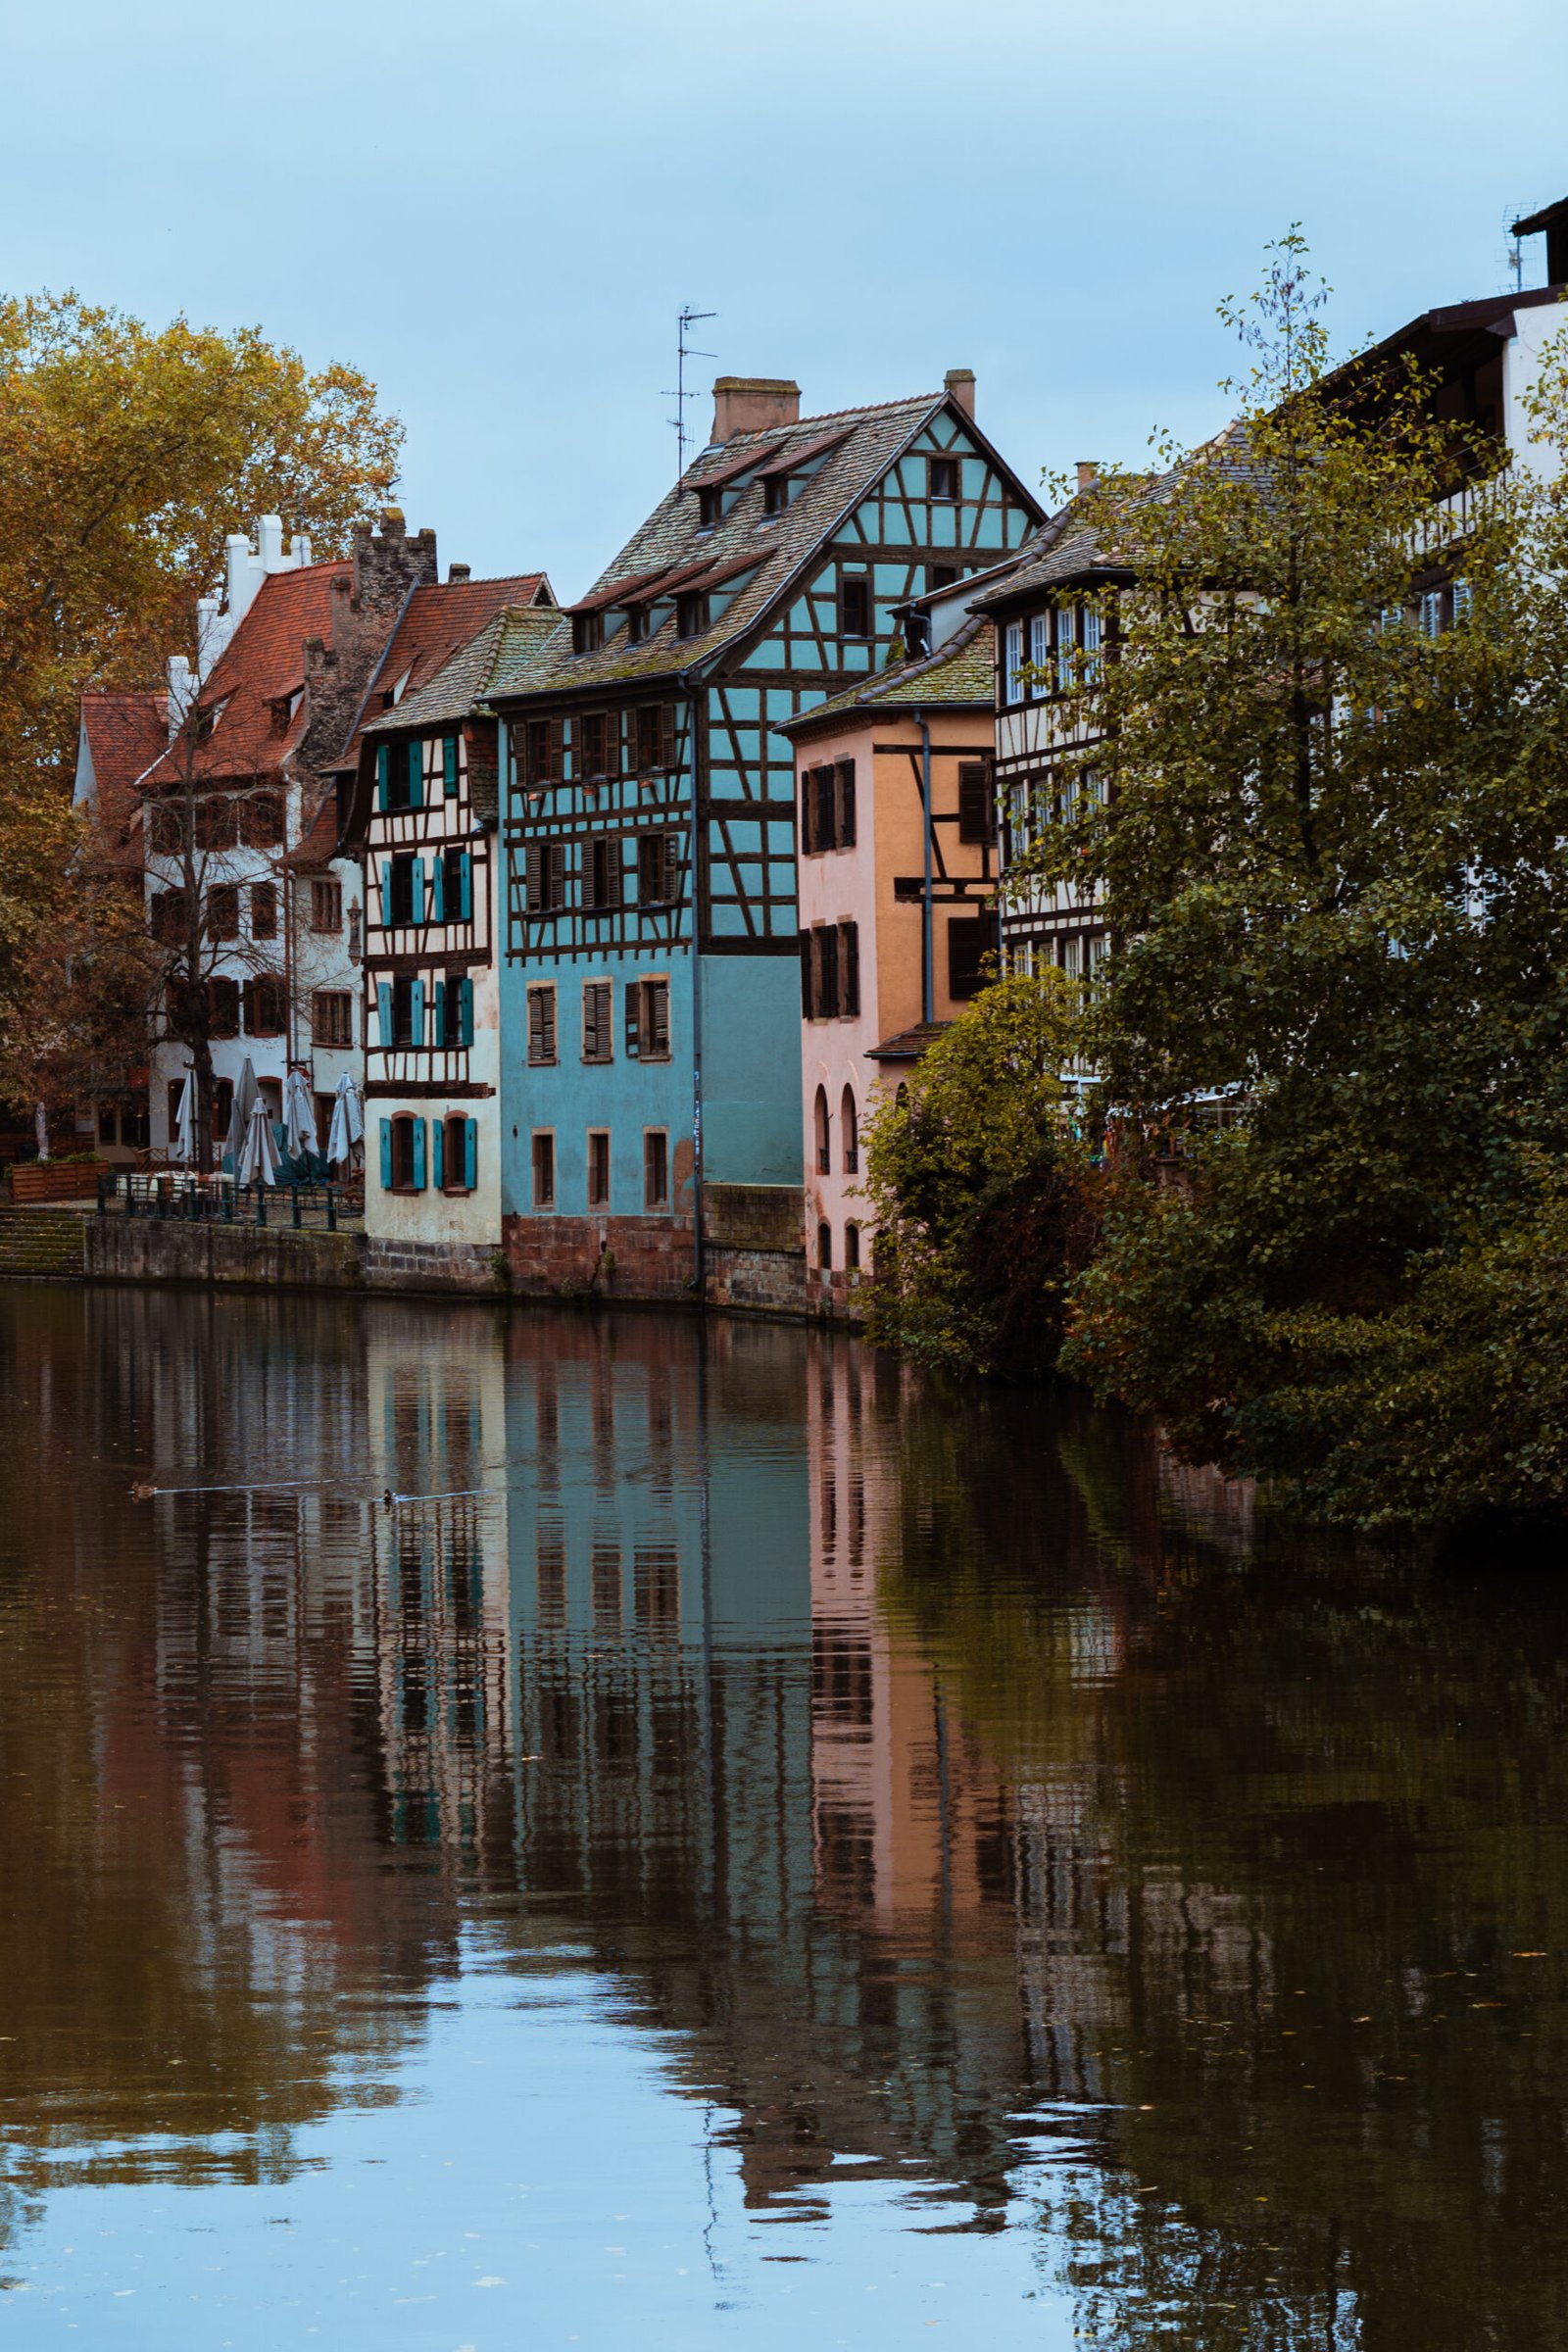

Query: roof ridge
[690,391,939,459]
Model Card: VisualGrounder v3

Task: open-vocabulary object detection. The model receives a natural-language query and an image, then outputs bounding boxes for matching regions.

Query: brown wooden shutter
[840,920,859,1017]
[799,768,814,855]
[548,843,565,907]
[660,704,677,770]
[814,767,837,853]
[818,924,839,1018]
[799,929,813,1016]
[836,761,857,848]
[525,842,543,911]
[957,760,996,845]
[663,832,679,904]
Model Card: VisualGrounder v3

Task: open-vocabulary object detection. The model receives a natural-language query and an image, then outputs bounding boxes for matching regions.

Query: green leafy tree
[861,969,1091,1378]
[1026,237,1568,1522]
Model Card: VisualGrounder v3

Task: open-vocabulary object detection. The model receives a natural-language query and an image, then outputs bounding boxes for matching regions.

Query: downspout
[683,675,706,1300]
[917,710,934,1024]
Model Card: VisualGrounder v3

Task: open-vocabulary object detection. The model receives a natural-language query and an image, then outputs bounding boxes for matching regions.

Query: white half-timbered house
[346,587,555,1281]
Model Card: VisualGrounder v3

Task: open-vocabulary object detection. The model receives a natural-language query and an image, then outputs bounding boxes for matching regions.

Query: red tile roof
[333,573,552,771]
[78,691,168,844]
[140,561,355,794]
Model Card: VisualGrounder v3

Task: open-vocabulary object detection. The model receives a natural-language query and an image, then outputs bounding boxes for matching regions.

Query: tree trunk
[193,1035,215,1176]
[33,1102,49,1162]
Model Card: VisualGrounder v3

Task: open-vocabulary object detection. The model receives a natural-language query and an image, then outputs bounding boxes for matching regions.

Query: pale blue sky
[8,0,1568,598]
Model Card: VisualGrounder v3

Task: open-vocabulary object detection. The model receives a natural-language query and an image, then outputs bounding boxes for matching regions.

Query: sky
[7,0,1568,601]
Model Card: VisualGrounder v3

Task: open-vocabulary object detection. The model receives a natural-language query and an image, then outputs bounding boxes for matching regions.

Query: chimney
[351,511,440,616]
[166,655,194,740]
[944,368,976,420]
[711,376,800,443]
[1076,461,1100,493]
[448,563,471,584]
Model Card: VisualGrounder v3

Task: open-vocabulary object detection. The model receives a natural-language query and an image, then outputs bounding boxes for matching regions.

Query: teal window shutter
[412,1117,426,1191]
[375,746,389,810]
[430,854,445,923]
[411,857,425,924]
[380,860,392,928]
[377,981,392,1047]
[411,977,424,1045]
[459,977,473,1048]
[443,735,459,797]
[408,741,423,810]
[379,1118,392,1189]
[432,1116,445,1190]
[433,979,446,1047]
[459,853,473,921]
[464,1118,477,1191]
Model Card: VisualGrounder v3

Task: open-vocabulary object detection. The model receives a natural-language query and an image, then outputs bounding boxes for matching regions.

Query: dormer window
[762,474,791,516]
[572,611,604,655]
[676,590,710,639]
[698,486,724,530]
[928,455,959,502]
[626,603,650,644]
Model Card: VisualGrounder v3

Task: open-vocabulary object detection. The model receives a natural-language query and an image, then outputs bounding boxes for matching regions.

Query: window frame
[643,1128,669,1211]
[839,573,871,640]
[527,982,558,1067]
[581,978,613,1064]
[310,877,342,933]
[587,1127,612,1209]
[927,454,959,503]
[531,1129,556,1208]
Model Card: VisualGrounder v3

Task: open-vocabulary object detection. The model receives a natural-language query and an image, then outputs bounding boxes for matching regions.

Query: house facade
[134,513,439,1158]
[777,581,1002,1308]
[488,370,1042,1311]
[341,583,555,1284]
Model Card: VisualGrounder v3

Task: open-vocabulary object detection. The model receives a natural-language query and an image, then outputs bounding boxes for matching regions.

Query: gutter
[679,666,706,1299]
[917,710,934,1024]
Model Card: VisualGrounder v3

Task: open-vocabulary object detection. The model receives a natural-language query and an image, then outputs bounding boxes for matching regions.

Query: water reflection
[0,1286,1564,2346]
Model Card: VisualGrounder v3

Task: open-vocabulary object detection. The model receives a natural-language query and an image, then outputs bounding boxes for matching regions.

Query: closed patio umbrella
[283,1067,319,1160]
[171,1071,195,1164]
[326,1071,364,1169]
[225,1057,257,1170]
[236,1095,280,1187]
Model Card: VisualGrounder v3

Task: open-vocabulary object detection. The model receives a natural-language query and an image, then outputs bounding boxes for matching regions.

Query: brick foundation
[503,1212,699,1302]
[362,1236,503,1294]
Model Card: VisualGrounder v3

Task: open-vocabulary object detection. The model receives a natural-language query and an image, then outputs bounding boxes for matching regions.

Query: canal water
[0,1286,1563,2349]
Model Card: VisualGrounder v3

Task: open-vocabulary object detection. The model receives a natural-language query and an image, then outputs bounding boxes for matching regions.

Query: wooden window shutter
[958,762,992,845]
[660,704,677,770]
[840,920,859,1017]
[606,837,621,907]
[459,853,472,921]
[663,833,679,904]
[443,735,459,796]
[625,984,641,1057]
[460,977,473,1048]
[433,979,447,1046]
[377,980,392,1047]
[430,855,446,924]
[379,1119,393,1190]
[412,1116,426,1192]
[411,857,425,925]
[380,859,393,928]
[550,717,564,777]
[464,1120,477,1190]
[799,768,814,855]
[836,760,856,848]
[375,746,389,810]
[799,929,813,1016]
[407,740,423,809]
[548,843,565,907]
[650,981,668,1055]
[819,924,840,1018]
[525,842,542,912]
[410,977,425,1045]
[432,1116,445,1190]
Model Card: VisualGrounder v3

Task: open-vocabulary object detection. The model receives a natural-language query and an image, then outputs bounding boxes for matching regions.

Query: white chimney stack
[166,654,194,739]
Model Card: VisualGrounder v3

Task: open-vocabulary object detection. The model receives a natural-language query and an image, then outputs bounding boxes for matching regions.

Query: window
[587,1128,611,1208]
[245,977,285,1037]
[206,884,239,941]
[388,1114,423,1193]
[1056,604,1077,692]
[928,455,958,502]
[1082,605,1102,682]
[212,1077,233,1142]
[840,574,871,638]
[643,1129,668,1210]
[817,1220,833,1270]
[929,563,958,592]
[532,1130,556,1207]
[957,760,996,845]
[527,984,557,1065]
[311,878,342,932]
[250,881,277,940]
[524,840,565,913]
[572,611,604,655]
[524,717,560,786]
[442,735,459,798]
[839,919,859,1016]
[845,1222,861,1271]
[1419,590,1444,639]
[637,830,678,904]
[436,973,472,1049]
[239,791,283,847]
[698,485,724,529]
[314,991,353,1048]
[800,923,857,1020]
[948,912,999,1002]
[438,844,471,923]
[1029,612,1050,698]
[151,888,188,946]
[582,980,613,1063]
[1004,618,1024,703]
[587,835,622,909]
[387,855,416,927]
[390,972,418,1048]
[814,1087,830,1175]
[204,974,239,1038]
[634,1544,679,1630]
[676,590,710,638]
[841,1086,858,1175]
[439,1113,475,1195]
[801,761,855,854]
[314,1091,334,1144]
[762,472,790,516]
[626,978,669,1059]
[577,712,610,779]
[635,705,676,772]
[195,795,236,850]
[625,602,650,643]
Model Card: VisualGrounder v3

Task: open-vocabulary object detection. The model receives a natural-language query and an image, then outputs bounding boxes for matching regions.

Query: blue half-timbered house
[489,371,1042,1308]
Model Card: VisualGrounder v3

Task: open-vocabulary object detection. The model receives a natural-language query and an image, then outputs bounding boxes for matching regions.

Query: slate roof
[777,615,997,734]
[490,390,1039,700]
[77,691,168,843]
[140,562,353,792]
[345,606,562,837]
[334,572,553,771]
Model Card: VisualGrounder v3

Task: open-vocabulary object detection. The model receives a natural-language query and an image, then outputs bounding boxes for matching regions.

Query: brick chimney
[1076,461,1100,493]
[944,368,976,420]
[448,563,471,584]
[711,377,800,443]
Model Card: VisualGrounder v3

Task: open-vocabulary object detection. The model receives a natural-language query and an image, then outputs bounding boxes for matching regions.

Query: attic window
[698,486,724,529]
[572,611,604,655]
[676,590,710,639]
[390,666,413,705]
[626,603,650,643]
[929,564,958,591]
[762,474,791,516]
[928,456,959,502]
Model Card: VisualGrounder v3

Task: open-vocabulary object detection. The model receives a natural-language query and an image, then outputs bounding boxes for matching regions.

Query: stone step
[0,1208,88,1277]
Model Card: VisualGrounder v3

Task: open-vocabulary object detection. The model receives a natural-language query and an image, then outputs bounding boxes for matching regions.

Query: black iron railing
[96,1169,364,1233]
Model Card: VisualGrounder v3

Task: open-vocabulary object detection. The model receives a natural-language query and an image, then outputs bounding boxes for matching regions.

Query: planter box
[9,1162,100,1203]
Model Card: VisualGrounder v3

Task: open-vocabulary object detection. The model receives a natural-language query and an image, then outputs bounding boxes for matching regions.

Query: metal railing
[96,1168,364,1233]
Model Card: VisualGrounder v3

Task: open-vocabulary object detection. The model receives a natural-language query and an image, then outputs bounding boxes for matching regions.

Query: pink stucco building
[780,591,1000,1309]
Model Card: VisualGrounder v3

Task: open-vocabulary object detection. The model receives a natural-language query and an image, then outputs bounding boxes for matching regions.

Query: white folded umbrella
[284,1067,319,1159]
[325,1071,364,1168]
[225,1056,258,1168]
[236,1096,280,1187]
[171,1071,195,1164]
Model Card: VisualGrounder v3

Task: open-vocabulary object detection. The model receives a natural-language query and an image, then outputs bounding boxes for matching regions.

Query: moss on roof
[777,615,996,733]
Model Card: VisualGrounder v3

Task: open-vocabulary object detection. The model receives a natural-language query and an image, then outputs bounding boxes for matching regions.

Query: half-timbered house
[488,370,1043,1308]
[339,576,555,1284]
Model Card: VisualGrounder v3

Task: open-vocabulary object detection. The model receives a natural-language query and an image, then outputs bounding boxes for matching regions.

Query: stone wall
[84,1220,365,1291]
[502,1212,698,1302]
[361,1236,504,1294]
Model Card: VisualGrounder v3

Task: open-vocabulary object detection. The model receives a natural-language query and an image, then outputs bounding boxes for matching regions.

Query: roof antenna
[663,306,716,482]
[1503,206,1524,293]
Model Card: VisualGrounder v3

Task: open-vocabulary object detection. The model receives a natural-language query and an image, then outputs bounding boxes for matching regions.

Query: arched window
[895,1082,909,1109]
[817,1219,833,1271]
[841,1085,858,1175]
[813,1085,830,1175]
[845,1223,860,1271]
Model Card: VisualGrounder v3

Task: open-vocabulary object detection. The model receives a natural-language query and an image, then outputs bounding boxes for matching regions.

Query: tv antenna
[663,306,716,481]
[1502,205,1526,293]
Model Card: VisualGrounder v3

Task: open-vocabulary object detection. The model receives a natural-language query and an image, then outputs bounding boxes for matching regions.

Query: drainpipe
[917,711,934,1024]
[682,677,706,1299]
